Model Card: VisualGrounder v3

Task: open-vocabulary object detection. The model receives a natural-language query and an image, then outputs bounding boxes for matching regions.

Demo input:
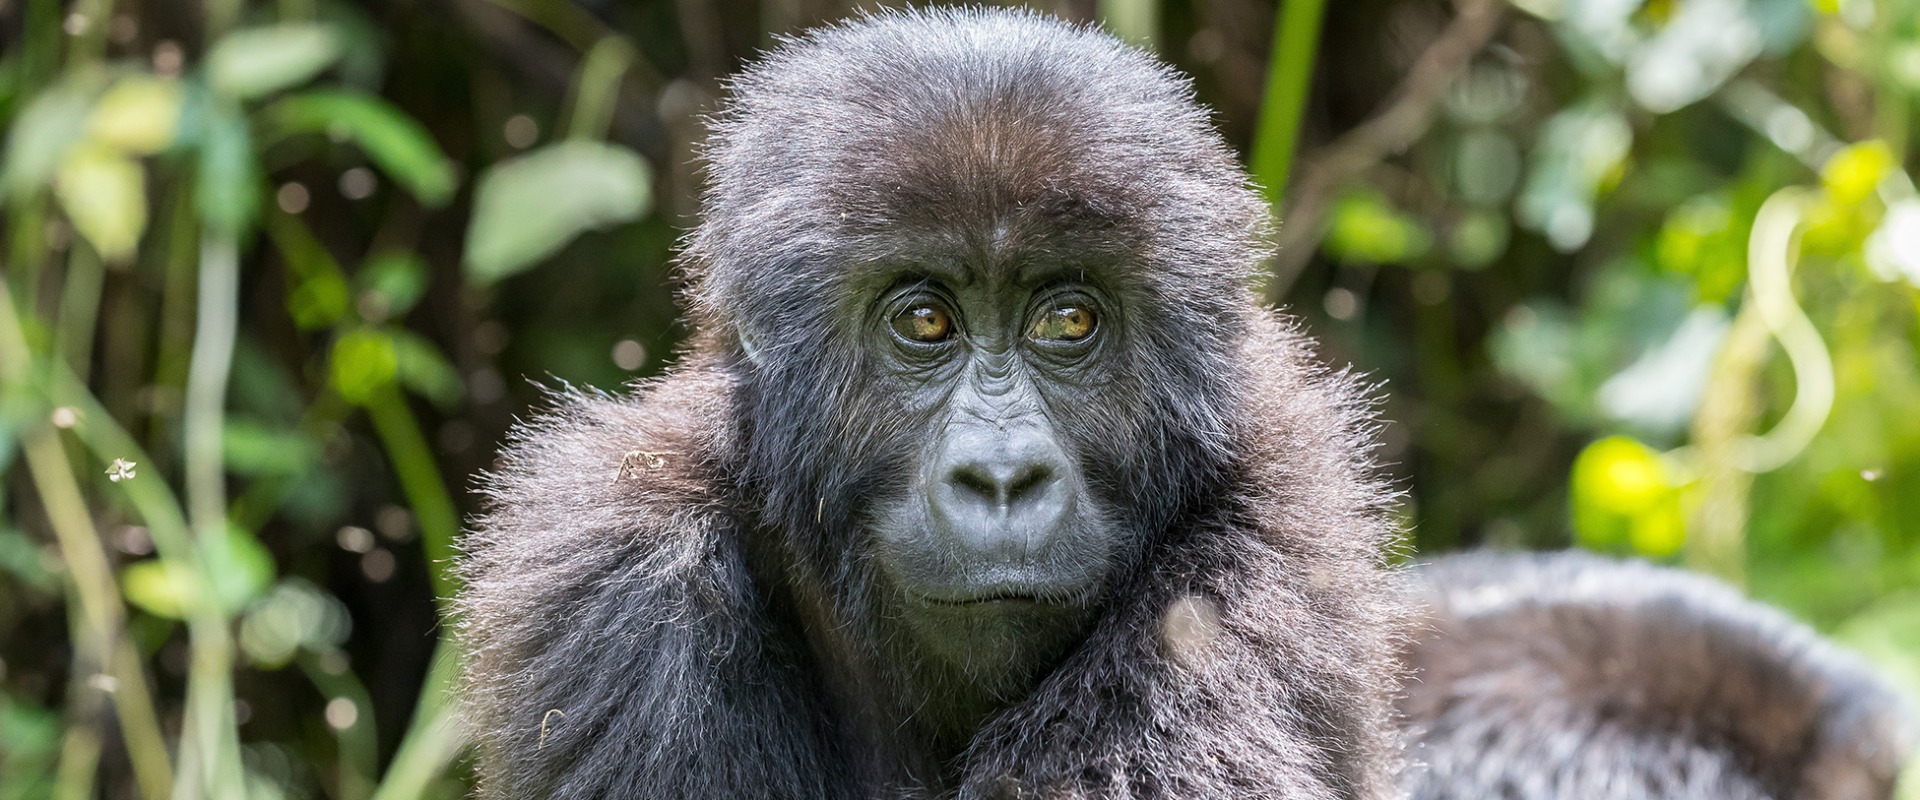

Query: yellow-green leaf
[53,145,146,262]
[330,328,398,405]
[122,560,199,620]
[88,76,183,155]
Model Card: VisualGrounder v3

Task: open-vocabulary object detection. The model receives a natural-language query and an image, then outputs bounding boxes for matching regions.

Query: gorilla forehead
[688,8,1271,316]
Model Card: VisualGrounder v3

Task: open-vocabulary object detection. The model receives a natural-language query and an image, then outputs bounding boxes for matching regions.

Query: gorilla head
[684,8,1271,732]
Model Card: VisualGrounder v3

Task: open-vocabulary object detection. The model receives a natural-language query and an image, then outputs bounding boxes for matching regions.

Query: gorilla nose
[932,435,1074,557]
[948,458,1057,509]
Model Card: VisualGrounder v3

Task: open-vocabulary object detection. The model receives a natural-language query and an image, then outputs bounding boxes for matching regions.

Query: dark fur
[1400,551,1918,800]
[457,8,1405,800]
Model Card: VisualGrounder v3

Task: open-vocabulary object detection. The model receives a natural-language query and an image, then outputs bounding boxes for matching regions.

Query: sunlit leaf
[264,91,455,206]
[1571,435,1687,557]
[1322,188,1432,265]
[3,82,96,200]
[88,76,182,155]
[330,328,398,405]
[122,559,198,620]
[53,144,145,262]
[206,24,343,100]
[464,141,653,284]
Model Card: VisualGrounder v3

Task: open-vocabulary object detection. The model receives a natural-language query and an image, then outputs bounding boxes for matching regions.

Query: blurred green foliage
[2,0,1919,796]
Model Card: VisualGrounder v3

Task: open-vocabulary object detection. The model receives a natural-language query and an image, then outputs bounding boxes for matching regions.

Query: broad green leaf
[88,76,182,155]
[390,329,463,408]
[3,82,96,200]
[1570,436,1686,557]
[122,559,198,620]
[464,141,652,284]
[1323,188,1432,265]
[206,24,342,100]
[196,103,259,235]
[264,91,455,206]
[330,328,397,405]
[53,144,146,262]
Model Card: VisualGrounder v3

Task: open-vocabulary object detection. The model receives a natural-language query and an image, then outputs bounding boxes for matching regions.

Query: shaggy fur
[1400,551,1918,800]
[457,8,1405,799]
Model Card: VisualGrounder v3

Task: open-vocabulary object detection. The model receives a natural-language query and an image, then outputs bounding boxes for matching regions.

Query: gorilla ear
[736,320,768,367]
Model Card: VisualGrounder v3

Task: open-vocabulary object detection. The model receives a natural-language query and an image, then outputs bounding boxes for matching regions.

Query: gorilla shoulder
[1402,551,1919,800]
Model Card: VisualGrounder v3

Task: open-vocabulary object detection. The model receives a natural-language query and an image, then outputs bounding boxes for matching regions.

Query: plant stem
[176,226,247,800]
[365,385,461,603]
[563,37,637,142]
[1250,0,1328,208]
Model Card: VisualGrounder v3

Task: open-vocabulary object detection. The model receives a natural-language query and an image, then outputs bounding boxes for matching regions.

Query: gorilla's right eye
[891,304,955,343]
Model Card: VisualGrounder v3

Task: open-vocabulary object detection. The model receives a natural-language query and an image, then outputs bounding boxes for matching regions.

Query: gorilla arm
[455,362,840,799]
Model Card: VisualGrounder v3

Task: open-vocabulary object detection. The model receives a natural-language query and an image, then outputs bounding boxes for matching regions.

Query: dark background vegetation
[3,0,1919,796]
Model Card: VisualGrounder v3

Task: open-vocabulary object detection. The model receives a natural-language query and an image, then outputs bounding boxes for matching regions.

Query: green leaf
[390,329,463,409]
[3,81,97,201]
[53,144,146,262]
[264,91,455,206]
[464,141,652,284]
[1323,188,1432,265]
[88,76,183,155]
[122,560,198,620]
[330,328,397,405]
[205,24,343,100]
[196,103,259,235]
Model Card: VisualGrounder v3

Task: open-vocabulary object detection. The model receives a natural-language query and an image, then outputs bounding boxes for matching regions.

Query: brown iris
[892,304,954,342]
[1029,305,1096,342]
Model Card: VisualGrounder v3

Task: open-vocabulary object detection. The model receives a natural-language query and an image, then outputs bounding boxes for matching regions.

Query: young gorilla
[457,8,1404,799]
[458,8,1917,800]
[1402,551,1917,800]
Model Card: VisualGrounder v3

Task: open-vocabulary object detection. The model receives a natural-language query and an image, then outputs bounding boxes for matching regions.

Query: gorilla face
[702,10,1263,719]
[859,266,1131,670]
[866,273,1117,605]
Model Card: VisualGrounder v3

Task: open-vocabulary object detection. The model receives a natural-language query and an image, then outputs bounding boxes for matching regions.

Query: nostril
[945,460,1058,508]
[950,465,1000,502]
[1004,463,1054,505]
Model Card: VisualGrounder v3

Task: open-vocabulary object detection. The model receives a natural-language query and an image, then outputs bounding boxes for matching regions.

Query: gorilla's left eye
[1028,305,1097,343]
[891,304,955,343]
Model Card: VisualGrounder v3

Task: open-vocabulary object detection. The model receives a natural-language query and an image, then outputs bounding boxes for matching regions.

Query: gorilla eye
[891,304,955,343]
[1029,305,1097,343]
